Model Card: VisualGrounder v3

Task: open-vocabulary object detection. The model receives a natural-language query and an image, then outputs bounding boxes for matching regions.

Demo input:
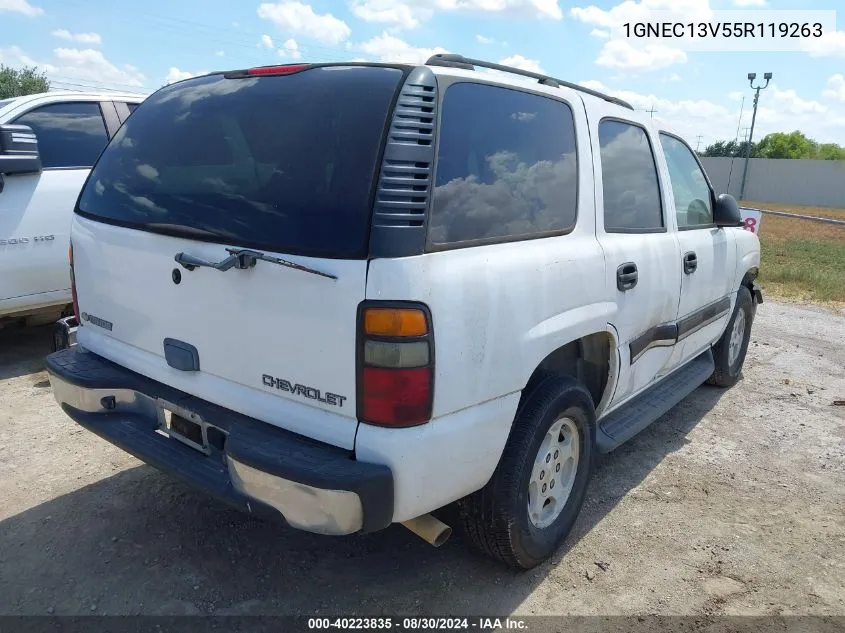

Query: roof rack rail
[425,53,634,111]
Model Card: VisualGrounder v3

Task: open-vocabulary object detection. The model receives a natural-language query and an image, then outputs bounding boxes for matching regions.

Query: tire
[457,376,596,569]
[707,285,754,388]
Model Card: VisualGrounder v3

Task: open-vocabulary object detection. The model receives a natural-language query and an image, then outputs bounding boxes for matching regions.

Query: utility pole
[739,72,772,201]
[695,135,704,153]
[645,105,657,118]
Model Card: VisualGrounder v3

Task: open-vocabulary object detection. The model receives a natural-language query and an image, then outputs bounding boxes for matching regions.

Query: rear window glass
[429,82,578,246]
[77,67,403,258]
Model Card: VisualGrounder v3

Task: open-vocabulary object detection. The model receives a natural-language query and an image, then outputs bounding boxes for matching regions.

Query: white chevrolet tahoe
[0,91,143,332]
[45,56,762,569]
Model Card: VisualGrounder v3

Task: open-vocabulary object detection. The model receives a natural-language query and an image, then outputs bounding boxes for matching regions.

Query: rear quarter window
[428,82,578,247]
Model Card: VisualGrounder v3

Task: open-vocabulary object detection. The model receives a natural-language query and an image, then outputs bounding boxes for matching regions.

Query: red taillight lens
[358,304,434,427]
[69,241,80,322]
[362,367,432,427]
[246,64,307,76]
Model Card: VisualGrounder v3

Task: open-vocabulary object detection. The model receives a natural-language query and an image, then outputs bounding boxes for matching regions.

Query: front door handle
[617,262,638,291]
[683,251,698,275]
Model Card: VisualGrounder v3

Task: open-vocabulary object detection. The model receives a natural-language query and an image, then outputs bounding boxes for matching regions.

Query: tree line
[0,65,50,99]
[701,131,845,161]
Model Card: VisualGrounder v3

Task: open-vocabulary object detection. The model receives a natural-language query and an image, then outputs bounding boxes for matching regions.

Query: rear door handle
[617,262,638,291]
[683,251,698,274]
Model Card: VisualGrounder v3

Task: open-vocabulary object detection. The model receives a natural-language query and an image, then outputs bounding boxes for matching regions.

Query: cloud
[1,45,147,92]
[499,54,544,74]
[728,91,743,101]
[257,2,351,45]
[351,0,421,29]
[823,75,845,102]
[53,47,146,88]
[280,38,301,59]
[0,0,43,17]
[476,34,494,44]
[571,0,710,71]
[165,67,196,84]
[596,39,686,71]
[214,50,225,57]
[51,29,101,44]
[800,30,845,58]
[349,0,562,31]
[260,34,274,48]
[733,0,765,5]
[352,32,447,63]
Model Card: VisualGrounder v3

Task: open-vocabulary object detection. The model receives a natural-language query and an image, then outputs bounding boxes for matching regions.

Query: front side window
[659,133,713,228]
[599,120,663,232]
[429,82,578,245]
[14,102,108,168]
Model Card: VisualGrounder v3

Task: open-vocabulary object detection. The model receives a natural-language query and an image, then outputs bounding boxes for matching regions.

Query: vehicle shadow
[0,324,53,381]
[0,382,726,616]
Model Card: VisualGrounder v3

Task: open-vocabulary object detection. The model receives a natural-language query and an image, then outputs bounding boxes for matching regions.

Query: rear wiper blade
[174,248,337,280]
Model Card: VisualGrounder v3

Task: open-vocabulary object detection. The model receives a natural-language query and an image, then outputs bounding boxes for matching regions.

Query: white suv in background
[0,91,143,331]
[45,56,761,569]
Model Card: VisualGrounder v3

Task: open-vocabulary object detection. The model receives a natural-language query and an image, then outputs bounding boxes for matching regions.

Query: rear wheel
[458,376,595,569]
[707,285,754,388]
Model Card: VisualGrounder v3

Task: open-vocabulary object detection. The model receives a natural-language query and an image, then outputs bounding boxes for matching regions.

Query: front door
[658,132,737,366]
[1,101,111,305]
[588,108,682,407]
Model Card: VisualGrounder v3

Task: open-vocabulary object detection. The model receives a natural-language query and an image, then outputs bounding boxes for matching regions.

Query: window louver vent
[372,69,438,231]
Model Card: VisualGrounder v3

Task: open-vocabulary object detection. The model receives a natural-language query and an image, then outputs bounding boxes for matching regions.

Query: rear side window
[429,82,578,245]
[125,103,138,113]
[599,120,663,232]
[14,102,108,169]
[77,67,403,258]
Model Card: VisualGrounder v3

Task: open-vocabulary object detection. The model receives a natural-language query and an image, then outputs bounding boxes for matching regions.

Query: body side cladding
[628,296,732,365]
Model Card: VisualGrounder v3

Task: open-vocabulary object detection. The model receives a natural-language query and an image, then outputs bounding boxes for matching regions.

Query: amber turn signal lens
[364,308,428,337]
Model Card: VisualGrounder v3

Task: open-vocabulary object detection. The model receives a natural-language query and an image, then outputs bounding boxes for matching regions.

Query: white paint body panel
[0,91,143,318]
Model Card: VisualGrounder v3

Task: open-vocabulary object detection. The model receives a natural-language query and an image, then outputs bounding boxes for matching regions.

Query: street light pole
[738,72,772,201]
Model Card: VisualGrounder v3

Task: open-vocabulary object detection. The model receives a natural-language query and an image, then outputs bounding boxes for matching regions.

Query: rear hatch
[70,65,406,449]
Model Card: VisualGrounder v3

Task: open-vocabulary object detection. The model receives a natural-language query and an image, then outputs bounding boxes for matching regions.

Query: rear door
[70,66,405,449]
[588,105,683,407]
[1,101,110,306]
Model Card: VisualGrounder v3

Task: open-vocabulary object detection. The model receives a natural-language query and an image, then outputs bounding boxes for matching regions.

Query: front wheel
[707,285,754,388]
[458,376,596,569]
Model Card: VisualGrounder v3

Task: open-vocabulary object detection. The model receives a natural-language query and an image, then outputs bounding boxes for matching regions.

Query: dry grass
[743,202,845,304]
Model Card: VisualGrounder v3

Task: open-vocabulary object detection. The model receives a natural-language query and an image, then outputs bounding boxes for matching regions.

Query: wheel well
[519,333,613,412]
[741,267,758,291]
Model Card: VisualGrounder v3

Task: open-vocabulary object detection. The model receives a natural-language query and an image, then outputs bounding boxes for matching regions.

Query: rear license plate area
[155,400,226,455]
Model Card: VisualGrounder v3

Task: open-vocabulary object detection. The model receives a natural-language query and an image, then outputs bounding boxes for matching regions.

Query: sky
[2,0,845,148]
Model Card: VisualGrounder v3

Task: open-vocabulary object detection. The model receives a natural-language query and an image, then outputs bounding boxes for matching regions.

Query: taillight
[69,241,80,322]
[358,305,434,427]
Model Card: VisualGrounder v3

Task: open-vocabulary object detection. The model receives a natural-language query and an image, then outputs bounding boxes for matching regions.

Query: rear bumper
[45,346,394,535]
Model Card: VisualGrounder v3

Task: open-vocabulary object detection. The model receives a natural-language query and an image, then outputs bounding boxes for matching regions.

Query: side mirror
[0,124,42,176]
[713,193,743,228]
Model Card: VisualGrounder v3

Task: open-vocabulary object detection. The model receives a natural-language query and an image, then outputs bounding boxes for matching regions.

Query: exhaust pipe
[401,514,452,547]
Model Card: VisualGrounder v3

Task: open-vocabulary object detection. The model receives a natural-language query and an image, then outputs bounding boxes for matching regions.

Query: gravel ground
[0,300,843,618]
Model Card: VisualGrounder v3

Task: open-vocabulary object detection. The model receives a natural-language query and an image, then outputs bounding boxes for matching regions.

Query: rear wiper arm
[174,248,337,280]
